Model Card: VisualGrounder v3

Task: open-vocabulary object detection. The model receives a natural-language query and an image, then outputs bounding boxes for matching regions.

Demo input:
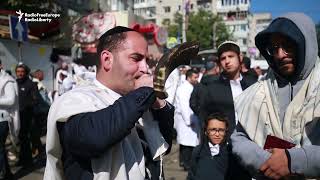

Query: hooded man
[231,13,320,179]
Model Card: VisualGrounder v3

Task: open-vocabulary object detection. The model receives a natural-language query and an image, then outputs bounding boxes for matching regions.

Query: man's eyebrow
[130,53,145,59]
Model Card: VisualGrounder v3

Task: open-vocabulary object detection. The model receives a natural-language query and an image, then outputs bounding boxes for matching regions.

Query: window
[178,5,181,10]
[162,18,170,26]
[190,3,194,9]
[243,39,247,45]
[164,6,171,13]
[241,24,246,31]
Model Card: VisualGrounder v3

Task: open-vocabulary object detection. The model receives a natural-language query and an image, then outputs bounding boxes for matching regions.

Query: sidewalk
[7,141,186,180]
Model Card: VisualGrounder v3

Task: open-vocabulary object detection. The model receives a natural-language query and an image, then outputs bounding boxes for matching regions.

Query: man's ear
[239,53,243,63]
[100,50,113,71]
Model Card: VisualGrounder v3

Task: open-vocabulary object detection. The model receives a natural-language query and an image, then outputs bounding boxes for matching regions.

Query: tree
[163,12,182,42]
[163,10,232,50]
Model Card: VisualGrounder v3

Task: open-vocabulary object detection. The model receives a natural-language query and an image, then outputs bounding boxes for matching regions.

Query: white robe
[44,80,168,180]
[174,81,200,147]
[236,60,320,148]
[0,70,19,141]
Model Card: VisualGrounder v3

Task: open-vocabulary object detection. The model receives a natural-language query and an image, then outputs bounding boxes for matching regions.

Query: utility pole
[127,0,134,24]
[213,22,216,49]
[182,0,187,43]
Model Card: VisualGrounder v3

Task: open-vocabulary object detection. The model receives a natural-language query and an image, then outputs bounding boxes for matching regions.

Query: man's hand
[134,73,153,89]
[152,98,166,109]
[260,148,290,179]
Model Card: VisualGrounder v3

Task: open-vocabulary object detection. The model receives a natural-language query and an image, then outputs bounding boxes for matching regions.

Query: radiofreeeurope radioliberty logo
[16,9,60,23]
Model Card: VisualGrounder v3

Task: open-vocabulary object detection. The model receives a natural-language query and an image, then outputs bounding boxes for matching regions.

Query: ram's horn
[153,41,200,99]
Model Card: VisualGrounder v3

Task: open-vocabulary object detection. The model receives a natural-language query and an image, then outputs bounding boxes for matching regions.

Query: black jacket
[16,77,39,112]
[187,142,229,180]
[201,74,254,138]
[187,140,251,180]
[190,74,218,117]
[57,87,174,180]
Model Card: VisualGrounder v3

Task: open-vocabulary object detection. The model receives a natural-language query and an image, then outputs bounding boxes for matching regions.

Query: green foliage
[1,0,57,13]
[163,12,182,40]
[187,10,214,49]
[164,10,232,50]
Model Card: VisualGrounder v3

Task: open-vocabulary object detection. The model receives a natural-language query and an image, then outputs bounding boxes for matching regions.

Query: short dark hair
[186,69,198,79]
[204,112,229,131]
[205,61,215,71]
[15,63,30,75]
[96,26,137,69]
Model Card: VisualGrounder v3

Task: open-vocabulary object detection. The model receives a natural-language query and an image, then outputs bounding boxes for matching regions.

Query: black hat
[98,26,136,40]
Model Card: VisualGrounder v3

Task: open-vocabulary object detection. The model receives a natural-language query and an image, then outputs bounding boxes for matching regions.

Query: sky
[250,0,320,24]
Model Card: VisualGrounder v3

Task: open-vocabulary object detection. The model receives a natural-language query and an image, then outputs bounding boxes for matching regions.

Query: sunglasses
[266,43,295,56]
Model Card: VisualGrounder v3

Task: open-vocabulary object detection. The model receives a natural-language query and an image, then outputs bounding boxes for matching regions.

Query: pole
[213,22,216,49]
[51,64,55,90]
[182,0,187,43]
[18,41,22,62]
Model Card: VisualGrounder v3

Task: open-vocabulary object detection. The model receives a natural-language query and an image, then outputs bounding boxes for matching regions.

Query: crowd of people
[0,12,319,180]
[0,61,50,179]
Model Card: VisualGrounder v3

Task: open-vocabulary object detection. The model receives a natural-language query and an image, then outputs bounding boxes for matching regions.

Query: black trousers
[18,109,33,165]
[179,145,194,170]
[31,114,45,153]
[0,121,12,179]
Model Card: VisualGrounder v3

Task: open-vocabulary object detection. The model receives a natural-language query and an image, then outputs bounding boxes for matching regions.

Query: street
[8,140,187,180]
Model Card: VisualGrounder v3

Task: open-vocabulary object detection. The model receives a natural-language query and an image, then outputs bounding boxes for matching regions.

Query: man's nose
[274,47,287,59]
[225,57,230,64]
[139,59,149,74]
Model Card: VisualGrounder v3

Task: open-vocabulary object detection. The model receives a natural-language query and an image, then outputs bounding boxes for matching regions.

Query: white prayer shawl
[235,60,320,148]
[44,81,168,180]
[0,70,20,140]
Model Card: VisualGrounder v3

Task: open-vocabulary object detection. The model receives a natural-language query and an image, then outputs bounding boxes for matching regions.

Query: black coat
[57,87,175,180]
[201,74,254,138]
[187,142,229,180]
[190,74,219,126]
[16,77,39,112]
[187,141,252,180]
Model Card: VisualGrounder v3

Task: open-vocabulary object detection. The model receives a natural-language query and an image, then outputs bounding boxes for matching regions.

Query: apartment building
[133,0,157,23]
[248,12,271,58]
[213,0,250,54]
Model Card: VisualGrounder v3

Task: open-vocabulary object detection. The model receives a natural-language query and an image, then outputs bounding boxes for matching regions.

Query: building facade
[214,0,250,54]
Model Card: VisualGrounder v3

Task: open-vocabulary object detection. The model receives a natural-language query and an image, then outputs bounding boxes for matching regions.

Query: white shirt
[229,75,243,124]
[208,142,220,156]
[229,75,243,100]
[94,79,121,99]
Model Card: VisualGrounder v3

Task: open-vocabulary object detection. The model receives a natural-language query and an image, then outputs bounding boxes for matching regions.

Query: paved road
[164,143,188,180]
[8,142,187,180]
